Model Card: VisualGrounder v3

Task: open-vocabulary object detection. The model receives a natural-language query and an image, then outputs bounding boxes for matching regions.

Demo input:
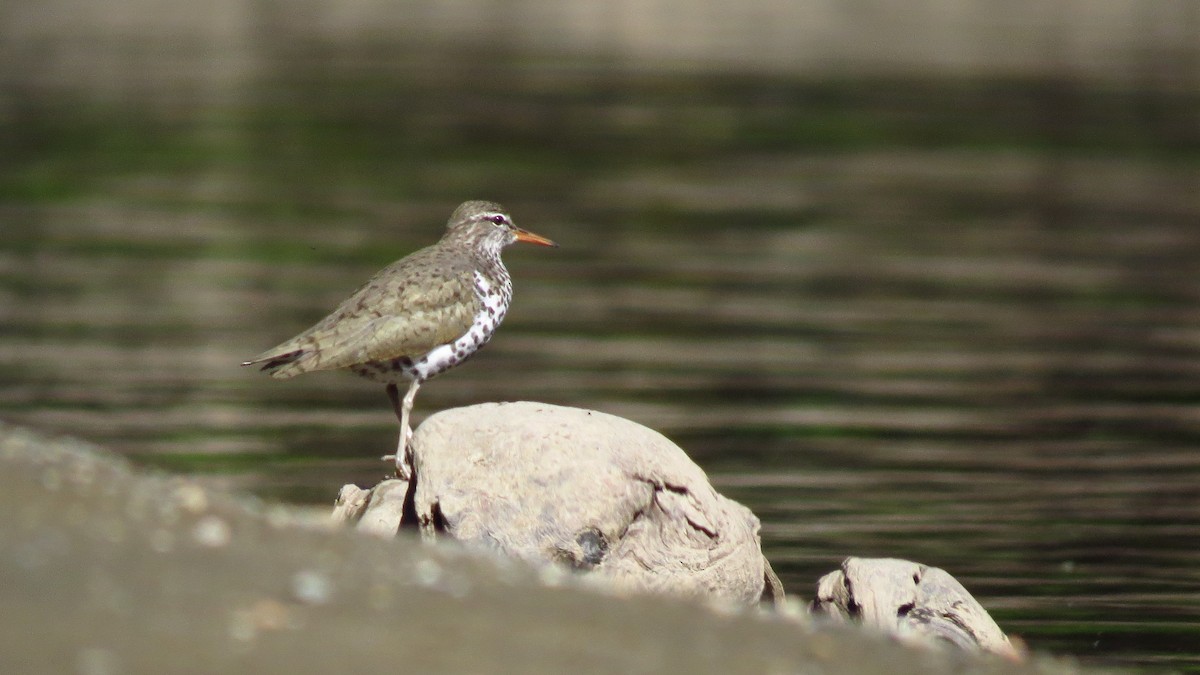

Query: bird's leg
[386,379,421,480]
[381,384,402,462]
[386,383,402,422]
[382,383,408,477]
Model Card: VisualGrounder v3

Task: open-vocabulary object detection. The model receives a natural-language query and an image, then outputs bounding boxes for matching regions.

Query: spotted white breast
[402,270,511,382]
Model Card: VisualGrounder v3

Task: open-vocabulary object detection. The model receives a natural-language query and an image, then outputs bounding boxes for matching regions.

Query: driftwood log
[812,557,1021,659]
[334,402,783,606]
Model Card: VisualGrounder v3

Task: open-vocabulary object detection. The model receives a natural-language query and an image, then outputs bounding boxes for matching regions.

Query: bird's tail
[241,348,311,379]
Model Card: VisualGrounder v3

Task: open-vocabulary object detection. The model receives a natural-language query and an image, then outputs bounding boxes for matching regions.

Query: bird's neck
[473,242,510,288]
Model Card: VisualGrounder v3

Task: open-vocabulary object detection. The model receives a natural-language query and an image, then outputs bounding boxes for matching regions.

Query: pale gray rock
[336,402,780,606]
[334,481,407,539]
[812,557,1021,659]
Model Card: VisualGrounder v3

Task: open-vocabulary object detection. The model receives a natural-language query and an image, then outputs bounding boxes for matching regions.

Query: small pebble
[292,569,333,605]
[415,559,443,587]
[192,515,231,548]
[176,484,209,514]
[537,563,567,588]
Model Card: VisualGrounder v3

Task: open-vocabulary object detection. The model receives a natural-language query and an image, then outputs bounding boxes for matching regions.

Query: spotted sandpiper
[243,200,556,478]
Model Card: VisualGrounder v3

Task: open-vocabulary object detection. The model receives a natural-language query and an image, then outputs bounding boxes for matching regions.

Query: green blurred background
[2,0,1199,670]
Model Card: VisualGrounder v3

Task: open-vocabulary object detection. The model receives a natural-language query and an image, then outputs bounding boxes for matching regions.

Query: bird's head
[445,200,557,253]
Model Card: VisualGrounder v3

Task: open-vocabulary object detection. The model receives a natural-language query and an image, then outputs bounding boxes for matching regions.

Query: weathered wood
[335,402,778,606]
[812,557,1021,659]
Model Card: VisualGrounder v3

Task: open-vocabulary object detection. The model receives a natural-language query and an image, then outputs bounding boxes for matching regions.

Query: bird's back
[245,243,479,378]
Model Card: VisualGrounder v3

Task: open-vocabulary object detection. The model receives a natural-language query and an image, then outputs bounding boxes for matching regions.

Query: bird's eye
[490,215,507,225]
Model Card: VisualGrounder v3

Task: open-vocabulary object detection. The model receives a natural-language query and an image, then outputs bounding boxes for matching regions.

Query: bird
[242,200,557,478]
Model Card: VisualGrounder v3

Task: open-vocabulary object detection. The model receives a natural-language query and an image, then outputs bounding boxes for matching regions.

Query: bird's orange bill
[514,228,558,247]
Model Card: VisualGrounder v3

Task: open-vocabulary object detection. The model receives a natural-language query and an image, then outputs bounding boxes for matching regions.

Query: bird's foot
[394,462,411,481]
[381,451,413,481]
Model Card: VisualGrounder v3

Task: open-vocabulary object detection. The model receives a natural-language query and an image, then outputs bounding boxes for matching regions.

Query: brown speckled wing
[246,245,479,377]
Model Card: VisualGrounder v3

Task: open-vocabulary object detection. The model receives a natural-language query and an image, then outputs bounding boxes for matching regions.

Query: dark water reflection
[2,71,1199,670]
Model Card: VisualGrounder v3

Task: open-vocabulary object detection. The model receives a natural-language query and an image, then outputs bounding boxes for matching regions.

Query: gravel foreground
[0,420,1110,675]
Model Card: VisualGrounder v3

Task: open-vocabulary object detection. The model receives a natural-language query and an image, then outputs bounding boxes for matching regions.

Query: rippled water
[3,70,1199,670]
